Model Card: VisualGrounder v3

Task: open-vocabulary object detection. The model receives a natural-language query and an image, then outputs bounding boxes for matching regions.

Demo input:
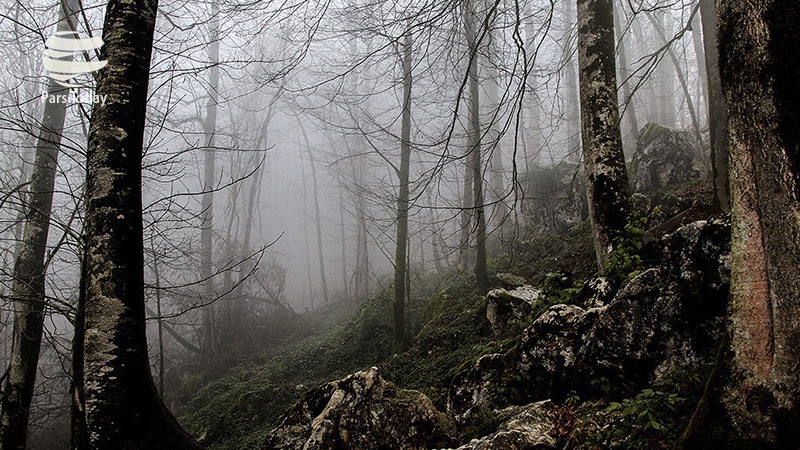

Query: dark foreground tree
[576,0,630,269]
[0,1,79,447]
[71,0,202,447]
[717,0,800,447]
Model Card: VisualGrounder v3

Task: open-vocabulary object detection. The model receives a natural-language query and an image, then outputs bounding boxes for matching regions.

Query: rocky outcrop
[448,219,730,421]
[485,285,541,335]
[441,401,560,450]
[261,368,456,450]
[631,122,707,194]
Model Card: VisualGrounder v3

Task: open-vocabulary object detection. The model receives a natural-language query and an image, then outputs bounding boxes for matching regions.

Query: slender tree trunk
[577,0,631,269]
[718,1,800,447]
[152,248,165,399]
[393,33,412,352]
[299,151,314,308]
[298,122,329,306]
[338,184,348,299]
[523,2,541,169]
[200,0,220,361]
[613,5,640,156]
[458,149,473,270]
[0,1,78,447]
[646,11,703,145]
[564,0,582,163]
[654,10,676,126]
[699,0,729,211]
[690,10,708,123]
[465,0,489,293]
[73,0,201,446]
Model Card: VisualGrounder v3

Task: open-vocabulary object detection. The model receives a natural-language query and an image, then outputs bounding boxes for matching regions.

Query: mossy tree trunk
[718,0,800,447]
[72,0,201,447]
[576,0,631,269]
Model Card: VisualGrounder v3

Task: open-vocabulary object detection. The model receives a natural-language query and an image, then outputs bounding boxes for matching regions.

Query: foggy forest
[0,0,798,448]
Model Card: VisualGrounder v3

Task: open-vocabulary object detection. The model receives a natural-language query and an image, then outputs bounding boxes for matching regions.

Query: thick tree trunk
[0,1,78,447]
[699,0,729,211]
[72,0,201,447]
[393,33,412,352]
[576,0,631,269]
[718,1,800,447]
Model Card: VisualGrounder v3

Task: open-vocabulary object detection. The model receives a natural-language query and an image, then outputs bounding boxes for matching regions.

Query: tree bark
[718,0,800,447]
[72,0,201,446]
[0,1,79,447]
[699,0,729,211]
[576,0,631,269]
[393,33,412,352]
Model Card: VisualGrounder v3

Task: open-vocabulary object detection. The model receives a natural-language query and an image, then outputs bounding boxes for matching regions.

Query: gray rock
[261,368,456,450]
[486,286,541,335]
[516,304,605,400]
[631,122,707,194]
[440,401,558,450]
[447,353,507,428]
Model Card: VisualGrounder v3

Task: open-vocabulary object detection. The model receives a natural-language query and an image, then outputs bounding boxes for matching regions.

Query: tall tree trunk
[482,1,507,229]
[690,10,708,123]
[718,1,800,447]
[298,122,329,306]
[646,11,703,145]
[338,184,348,299]
[523,2,541,169]
[393,33,412,352]
[458,147,473,270]
[564,0,582,163]
[654,10,676,126]
[0,1,78,446]
[465,0,489,294]
[613,4,640,157]
[577,0,631,269]
[73,0,201,446]
[200,0,220,361]
[699,0,729,211]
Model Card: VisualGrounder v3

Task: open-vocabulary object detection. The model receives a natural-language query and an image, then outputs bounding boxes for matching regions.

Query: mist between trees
[0,0,796,448]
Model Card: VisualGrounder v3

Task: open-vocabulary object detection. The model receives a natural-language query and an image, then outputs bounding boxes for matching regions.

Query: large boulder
[485,285,541,335]
[631,122,707,194]
[261,368,457,450]
[441,401,560,450]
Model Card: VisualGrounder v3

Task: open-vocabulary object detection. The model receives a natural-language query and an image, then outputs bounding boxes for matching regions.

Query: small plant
[603,213,648,283]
